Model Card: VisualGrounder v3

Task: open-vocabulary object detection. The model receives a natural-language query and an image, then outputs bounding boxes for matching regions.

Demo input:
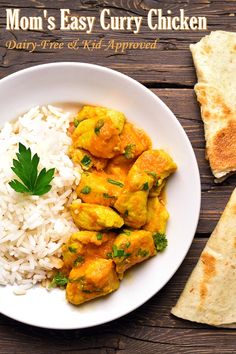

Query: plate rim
[0,62,201,329]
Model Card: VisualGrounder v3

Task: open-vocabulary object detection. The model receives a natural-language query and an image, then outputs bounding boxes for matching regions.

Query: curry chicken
[54,105,177,306]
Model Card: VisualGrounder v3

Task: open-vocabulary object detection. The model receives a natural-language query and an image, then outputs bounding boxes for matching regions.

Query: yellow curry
[53,105,177,305]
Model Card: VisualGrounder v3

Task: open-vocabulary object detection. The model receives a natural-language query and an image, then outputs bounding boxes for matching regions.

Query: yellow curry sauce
[55,105,177,305]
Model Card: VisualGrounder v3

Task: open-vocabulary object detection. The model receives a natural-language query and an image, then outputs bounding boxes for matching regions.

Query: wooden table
[0,1,235,353]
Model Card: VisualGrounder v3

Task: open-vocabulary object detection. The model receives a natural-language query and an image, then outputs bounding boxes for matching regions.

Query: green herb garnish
[80,155,91,168]
[137,249,149,257]
[106,252,113,259]
[113,245,124,258]
[80,186,91,194]
[112,245,131,258]
[74,255,84,266]
[94,119,104,135]
[153,233,168,251]
[124,210,129,217]
[103,193,113,199]
[126,241,131,248]
[146,171,157,179]
[107,178,124,188]
[50,272,68,288]
[124,144,136,159]
[74,118,79,127]
[82,289,92,294]
[142,182,149,191]
[68,246,77,253]
[122,229,131,236]
[145,171,159,188]
[9,143,55,196]
[96,232,103,240]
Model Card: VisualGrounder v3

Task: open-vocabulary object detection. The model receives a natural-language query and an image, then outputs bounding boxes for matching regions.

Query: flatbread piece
[190,31,236,181]
[171,188,236,327]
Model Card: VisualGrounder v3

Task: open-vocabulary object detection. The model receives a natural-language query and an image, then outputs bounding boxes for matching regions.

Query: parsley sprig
[9,143,55,196]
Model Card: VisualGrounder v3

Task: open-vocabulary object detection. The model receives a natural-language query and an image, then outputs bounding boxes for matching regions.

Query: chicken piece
[71,117,123,159]
[114,163,154,227]
[119,122,152,159]
[68,147,107,171]
[71,106,126,159]
[62,231,116,271]
[69,201,124,231]
[114,190,149,228]
[66,258,119,305]
[112,230,156,276]
[76,172,123,207]
[105,123,151,181]
[75,105,126,132]
[114,149,176,226]
[105,155,134,182]
[127,166,154,192]
[144,197,169,234]
[133,149,177,189]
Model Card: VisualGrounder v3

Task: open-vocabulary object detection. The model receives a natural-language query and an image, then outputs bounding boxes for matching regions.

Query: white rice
[0,105,80,293]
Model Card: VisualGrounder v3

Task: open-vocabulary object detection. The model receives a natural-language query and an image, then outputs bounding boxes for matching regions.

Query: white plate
[0,63,201,329]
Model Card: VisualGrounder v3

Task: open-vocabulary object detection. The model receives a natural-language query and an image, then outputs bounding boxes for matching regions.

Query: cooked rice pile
[0,105,80,294]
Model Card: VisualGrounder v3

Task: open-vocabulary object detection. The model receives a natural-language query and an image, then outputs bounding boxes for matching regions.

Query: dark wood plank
[0,239,235,354]
[1,0,236,85]
[153,89,236,234]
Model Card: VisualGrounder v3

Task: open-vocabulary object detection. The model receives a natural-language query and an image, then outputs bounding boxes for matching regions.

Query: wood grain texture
[0,240,235,354]
[0,0,236,85]
[155,89,236,234]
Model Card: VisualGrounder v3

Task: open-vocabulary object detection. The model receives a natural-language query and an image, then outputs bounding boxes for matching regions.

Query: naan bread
[171,188,236,327]
[190,31,236,181]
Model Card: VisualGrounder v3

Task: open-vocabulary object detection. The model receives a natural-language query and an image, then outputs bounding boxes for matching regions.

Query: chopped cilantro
[122,229,131,236]
[106,252,113,259]
[80,186,91,194]
[107,178,124,188]
[103,193,113,199]
[94,119,104,135]
[68,246,77,253]
[146,171,157,179]
[145,171,159,188]
[124,210,129,217]
[96,232,103,240]
[112,245,131,258]
[126,241,131,248]
[81,155,91,168]
[124,144,136,159]
[153,233,168,251]
[73,255,84,266]
[137,249,149,257]
[113,245,124,257]
[142,182,149,191]
[74,118,79,127]
[50,272,68,288]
